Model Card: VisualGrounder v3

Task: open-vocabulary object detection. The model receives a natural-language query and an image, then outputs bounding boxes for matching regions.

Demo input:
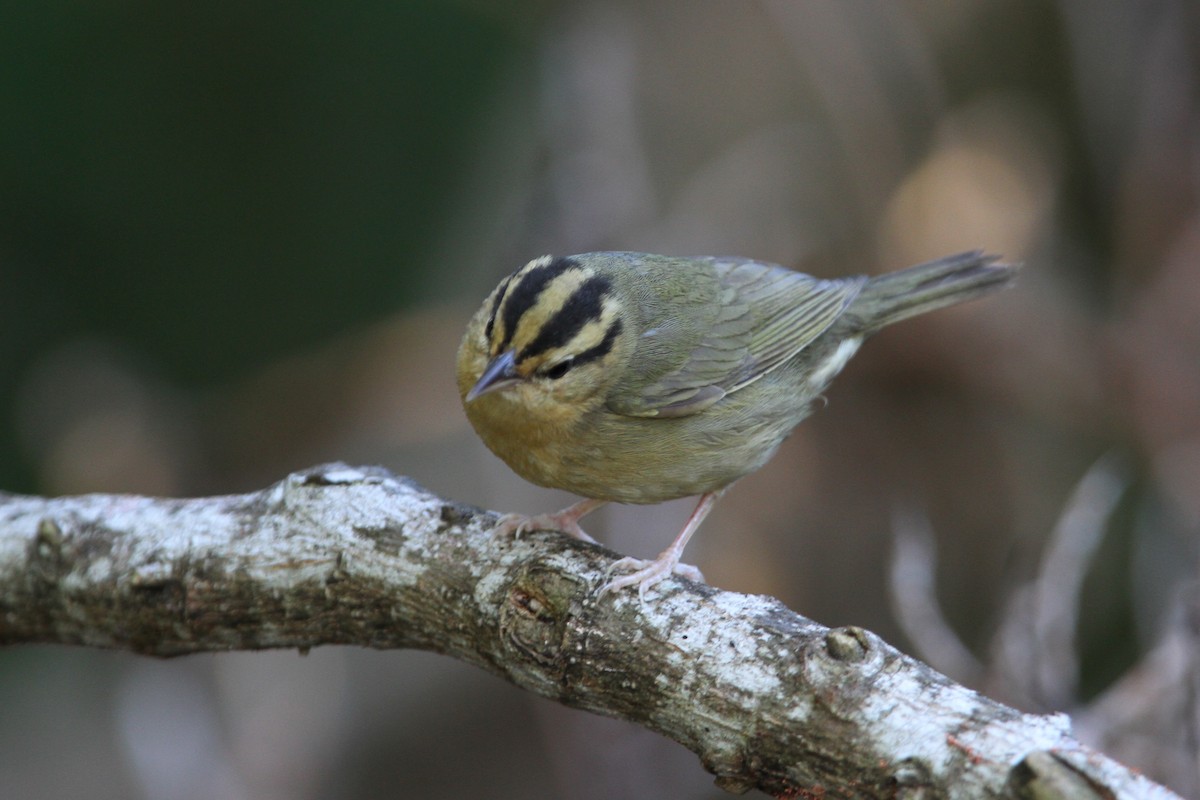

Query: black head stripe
[519,274,613,361]
[483,273,513,344]
[568,317,623,369]
[497,257,577,351]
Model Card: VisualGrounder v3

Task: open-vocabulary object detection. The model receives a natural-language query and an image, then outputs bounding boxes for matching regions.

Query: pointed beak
[466,350,521,402]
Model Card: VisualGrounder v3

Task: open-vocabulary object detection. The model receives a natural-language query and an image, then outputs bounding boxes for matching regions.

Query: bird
[456,250,1017,599]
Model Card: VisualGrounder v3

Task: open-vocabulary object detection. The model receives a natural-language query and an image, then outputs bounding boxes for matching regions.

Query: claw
[493,512,535,538]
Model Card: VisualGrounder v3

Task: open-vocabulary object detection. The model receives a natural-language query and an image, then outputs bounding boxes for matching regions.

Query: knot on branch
[824,626,871,662]
[499,561,588,680]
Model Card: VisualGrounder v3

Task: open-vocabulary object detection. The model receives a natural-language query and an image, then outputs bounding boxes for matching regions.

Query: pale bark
[0,464,1179,799]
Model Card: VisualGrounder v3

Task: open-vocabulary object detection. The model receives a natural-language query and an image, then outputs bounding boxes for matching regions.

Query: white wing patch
[806,336,862,390]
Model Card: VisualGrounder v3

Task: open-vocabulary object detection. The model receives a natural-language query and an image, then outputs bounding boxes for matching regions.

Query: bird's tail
[851,250,1018,332]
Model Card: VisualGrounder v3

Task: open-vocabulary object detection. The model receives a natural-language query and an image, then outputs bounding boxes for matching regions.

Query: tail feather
[851,250,1018,332]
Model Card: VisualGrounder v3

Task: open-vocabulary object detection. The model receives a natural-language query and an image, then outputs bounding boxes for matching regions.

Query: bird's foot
[493,511,595,543]
[492,498,605,544]
[597,491,719,601]
[599,553,705,602]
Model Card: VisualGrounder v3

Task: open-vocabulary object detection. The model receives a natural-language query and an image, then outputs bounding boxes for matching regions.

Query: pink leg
[599,491,720,601]
[494,497,606,543]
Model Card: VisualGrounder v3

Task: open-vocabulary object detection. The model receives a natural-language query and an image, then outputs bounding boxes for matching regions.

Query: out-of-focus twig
[889,506,985,684]
[1075,582,1200,797]
[994,454,1129,709]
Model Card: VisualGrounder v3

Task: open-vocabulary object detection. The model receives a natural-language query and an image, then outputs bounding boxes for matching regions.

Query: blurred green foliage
[0,1,536,491]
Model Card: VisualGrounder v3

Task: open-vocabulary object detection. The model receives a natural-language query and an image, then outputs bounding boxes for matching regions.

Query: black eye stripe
[497,257,577,352]
[519,274,612,362]
[564,317,622,370]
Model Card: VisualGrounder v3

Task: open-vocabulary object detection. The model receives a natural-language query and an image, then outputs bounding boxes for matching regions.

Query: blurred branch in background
[893,455,1200,795]
[2,1,1198,797]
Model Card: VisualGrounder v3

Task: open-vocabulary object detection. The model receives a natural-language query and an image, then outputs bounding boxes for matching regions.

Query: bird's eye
[541,358,574,380]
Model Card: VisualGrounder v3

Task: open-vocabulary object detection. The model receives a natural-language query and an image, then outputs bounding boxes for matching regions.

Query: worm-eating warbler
[457,250,1016,599]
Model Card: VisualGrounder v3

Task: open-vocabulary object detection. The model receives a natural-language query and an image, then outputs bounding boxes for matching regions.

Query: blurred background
[1,1,1197,797]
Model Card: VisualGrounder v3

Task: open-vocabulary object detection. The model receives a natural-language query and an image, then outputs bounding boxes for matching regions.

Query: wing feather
[609,257,863,418]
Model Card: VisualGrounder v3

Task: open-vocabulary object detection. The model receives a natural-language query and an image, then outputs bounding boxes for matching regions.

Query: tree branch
[0,464,1179,799]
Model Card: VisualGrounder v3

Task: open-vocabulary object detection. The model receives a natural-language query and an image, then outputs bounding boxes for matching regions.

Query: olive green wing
[608,257,865,418]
